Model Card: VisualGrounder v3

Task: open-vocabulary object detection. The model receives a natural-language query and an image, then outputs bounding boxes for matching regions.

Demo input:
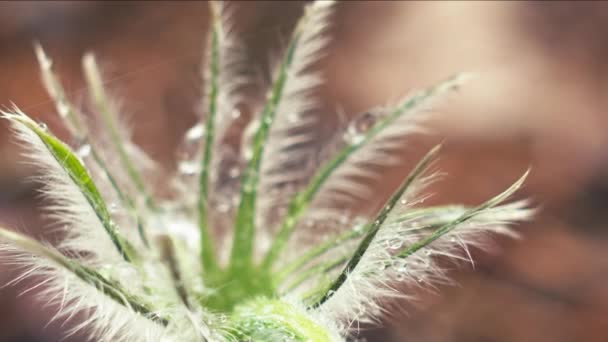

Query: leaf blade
[3,111,135,262]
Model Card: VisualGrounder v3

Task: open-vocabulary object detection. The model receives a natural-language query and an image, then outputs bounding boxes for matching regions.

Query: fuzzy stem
[275,206,465,283]
[197,1,223,275]
[229,3,314,271]
[6,112,137,262]
[309,145,441,308]
[35,45,150,247]
[274,224,366,283]
[262,75,466,270]
[282,255,347,294]
[82,54,157,212]
[0,227,166,325]
[397,171,529,259]
[158,235,193,309]
[34,43,85,135]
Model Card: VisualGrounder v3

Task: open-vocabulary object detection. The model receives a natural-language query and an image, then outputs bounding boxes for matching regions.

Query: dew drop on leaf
[228,166,240,178]
[216,202,231,213]
[185,123,205,141]
[343,108,382,144]
[57,102,70,118]
[390,240,403,250]
[76,144,91,159]
[178,160,199,175]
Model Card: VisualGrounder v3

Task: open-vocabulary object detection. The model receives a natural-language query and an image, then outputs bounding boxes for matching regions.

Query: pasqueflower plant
[0,1,532,341]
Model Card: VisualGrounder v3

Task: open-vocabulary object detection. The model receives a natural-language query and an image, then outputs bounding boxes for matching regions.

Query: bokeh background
[1,1,608,341]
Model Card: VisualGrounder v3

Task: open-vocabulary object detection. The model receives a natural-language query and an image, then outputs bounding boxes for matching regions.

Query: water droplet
[228,166,240,178]
[288,114,299,123]
[390,241,403,250]
[109,202,118,213]
[243,147,253,161]
[343,109,382,144]
[185,123,205,141]
[264,116,273,125]
[343,132,365,145]
[216,202,231,213]
[231,109,241,119]
[178,160,199,175]
[417,277,424,283]
[76,144,91,158]
[219,314,227,323]
[400,199,408,205]
[57,102,70,118]
[38,122,48,131]
[352,110,378,132]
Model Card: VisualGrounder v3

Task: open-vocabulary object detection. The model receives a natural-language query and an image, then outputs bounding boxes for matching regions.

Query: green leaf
[4,112,136,262]
[396,170,529,259]
[0,226,166,325]
[82,54,157,212]
[281,254,347,294]
[309,145,441,308]
[35,45,149,248]
[34,43,86,138]
[274,206,469,283]
[229,2,321,271]
[262,74,467,270]
[197,1,222,274]
[274,223,366,284]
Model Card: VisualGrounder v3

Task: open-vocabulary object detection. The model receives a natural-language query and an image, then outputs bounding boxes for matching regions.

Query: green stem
[82,54,157,212]
[309,145,441,308]
[198,2,222,274]
[275,205,466,283]
[274,224,366,283]
[281,255,347,294]
[8,113,136,262]
[35,45,150,247]
[397,171,528,259]
[229,18,303,271]
[0,227,166,325]
[262,75,466,270]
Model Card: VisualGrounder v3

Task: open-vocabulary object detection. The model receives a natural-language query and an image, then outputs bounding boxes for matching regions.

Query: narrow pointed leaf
[82,54,157,211]
[263,74,467,269]
[35,45,149,248]
[0,226,166,325]
[197,1,222,274]
[396,170,529,259]
[309,145,441,308]
[3,112,136,262]
[230,1,334,270]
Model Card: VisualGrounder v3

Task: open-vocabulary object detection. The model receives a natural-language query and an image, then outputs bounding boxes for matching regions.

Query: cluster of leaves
[0,1,532,341]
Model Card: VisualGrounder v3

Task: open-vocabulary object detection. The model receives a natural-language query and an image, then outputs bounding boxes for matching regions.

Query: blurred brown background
[1,1,608,341]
